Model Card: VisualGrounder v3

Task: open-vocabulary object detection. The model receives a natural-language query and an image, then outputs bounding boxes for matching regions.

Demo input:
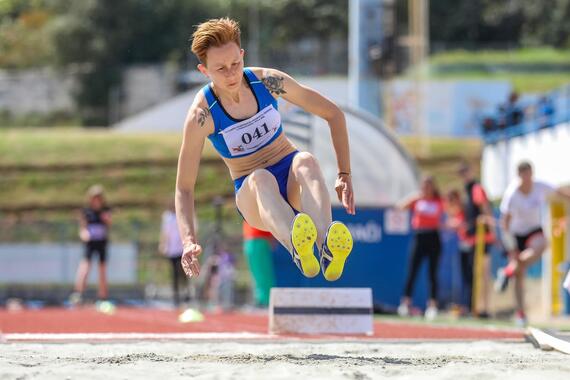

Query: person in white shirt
[160,202,194,306]
[496,161,570,325]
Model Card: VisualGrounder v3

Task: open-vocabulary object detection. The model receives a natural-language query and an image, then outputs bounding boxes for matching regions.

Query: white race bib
[87,225,108,240]
[220,105,281,157]
[415,200,439,215]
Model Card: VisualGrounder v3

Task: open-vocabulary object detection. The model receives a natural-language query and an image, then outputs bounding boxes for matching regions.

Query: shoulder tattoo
[261,75,286,95]
[197,106,210,127]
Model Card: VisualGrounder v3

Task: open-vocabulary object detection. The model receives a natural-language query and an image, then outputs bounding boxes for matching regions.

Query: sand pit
[1,340,569,379]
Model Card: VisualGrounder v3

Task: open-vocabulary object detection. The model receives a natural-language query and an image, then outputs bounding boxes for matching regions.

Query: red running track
[0,307,523,341]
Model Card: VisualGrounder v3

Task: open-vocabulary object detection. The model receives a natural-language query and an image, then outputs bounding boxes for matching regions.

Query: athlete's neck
[519,180,533,194]
[212,77,247,104]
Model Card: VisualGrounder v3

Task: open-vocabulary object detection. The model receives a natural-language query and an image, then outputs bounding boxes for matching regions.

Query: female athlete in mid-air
[176,18,355,281]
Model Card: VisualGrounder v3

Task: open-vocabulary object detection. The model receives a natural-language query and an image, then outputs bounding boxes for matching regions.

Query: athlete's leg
[402,234,424,303]
[95,244,109,300]
[287,152,352,280]
[236,169,296,251]
[506,234,547,276]
[517,235,547,269]
[237,168,320,278]
[97,262,108,299]
[514,269,525,314]
[427,234,441,306]
[510,236,546,320]
[170,257,181,306]
[286,152,332,247]
[75,258,91,294]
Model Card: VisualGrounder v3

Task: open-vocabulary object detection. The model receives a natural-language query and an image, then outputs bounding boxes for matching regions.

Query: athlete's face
[458,167,471,182]
[518,167,533,185]
[421,179,435,197]
[90,195,103,210]
[198,42,244,91]
[446,191,460,206]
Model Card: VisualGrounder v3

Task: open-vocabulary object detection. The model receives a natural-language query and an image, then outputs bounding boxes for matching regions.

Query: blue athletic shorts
[234,150,300,218]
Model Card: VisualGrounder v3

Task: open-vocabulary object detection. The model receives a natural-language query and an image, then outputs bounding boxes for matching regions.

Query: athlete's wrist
[338,171,351,177]
[183,241,198,252]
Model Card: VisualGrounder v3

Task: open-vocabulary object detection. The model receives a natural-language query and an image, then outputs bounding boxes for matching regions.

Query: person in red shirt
[397,176,444,320]
[243,223,274,240]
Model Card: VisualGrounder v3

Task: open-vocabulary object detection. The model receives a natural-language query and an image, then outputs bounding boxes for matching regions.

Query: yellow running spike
[322,222,353,281]
[290,213,320,278]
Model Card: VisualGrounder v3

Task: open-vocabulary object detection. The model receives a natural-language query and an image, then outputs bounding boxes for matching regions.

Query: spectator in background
[447,188,470,316]
[496,105,507,130]
[496,161,570,326]
[505,92,523,128]
[536,96,555,129]
[217,247,236,310]
[243,222,276,307]
[397,176,444,320]
[159,200,192,307]
[457,162,495,318]
[481,116,497,134]
[202,242,236,312]
[69,185,111,305]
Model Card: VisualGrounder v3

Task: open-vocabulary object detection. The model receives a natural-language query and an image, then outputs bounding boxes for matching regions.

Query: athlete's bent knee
[248,169,276,190]
[294,152,319,172]
[529,235,547,255]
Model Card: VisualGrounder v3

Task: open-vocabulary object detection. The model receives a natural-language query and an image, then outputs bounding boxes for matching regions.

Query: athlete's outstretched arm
[176,98,213,277]
[256,68,355,215]
[553,187,570,202]
[396,194,419,210]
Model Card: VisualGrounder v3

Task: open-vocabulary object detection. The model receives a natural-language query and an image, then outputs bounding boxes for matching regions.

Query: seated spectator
[496,105,507,130]
[481,116,497,134]
[537,96,555,129]
[505,92,523,127]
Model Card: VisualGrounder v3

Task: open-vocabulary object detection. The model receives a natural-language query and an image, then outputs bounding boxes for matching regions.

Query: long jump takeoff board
[269,288,373,335]
[528,327,570,355]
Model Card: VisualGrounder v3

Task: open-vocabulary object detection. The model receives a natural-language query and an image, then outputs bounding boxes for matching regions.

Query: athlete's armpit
[197,106,211,128]
[261,75,287,95]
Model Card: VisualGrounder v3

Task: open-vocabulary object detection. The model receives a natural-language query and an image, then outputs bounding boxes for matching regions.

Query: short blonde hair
[191,18,241,64]
[87,184,104,198]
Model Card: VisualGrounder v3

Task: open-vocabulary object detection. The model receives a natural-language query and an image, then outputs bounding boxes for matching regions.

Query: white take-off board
[269,288,373,335]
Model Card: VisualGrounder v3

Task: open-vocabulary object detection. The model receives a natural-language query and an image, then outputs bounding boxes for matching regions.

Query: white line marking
[3,332,275,342]
[528,327,570,355]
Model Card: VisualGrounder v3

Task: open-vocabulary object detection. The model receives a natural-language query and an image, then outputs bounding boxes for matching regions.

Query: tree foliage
[47,0,225,124]
[0,0,54,67]
[1,0,569,124]
[429,0,570,48]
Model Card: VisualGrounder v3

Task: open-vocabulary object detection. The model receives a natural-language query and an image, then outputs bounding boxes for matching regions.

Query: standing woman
[397,177,444,320]
[159,200,192,307]
[176,18,355,281]
[70,185,112,304]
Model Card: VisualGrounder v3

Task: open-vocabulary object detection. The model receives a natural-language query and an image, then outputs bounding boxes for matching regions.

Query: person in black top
[69,185,112,304]
[457,162,495,318]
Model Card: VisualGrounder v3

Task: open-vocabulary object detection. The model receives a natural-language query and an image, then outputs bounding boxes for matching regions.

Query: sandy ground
[1,340,569,380]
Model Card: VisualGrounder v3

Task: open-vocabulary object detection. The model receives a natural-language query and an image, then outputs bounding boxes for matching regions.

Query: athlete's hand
[79,228,90,242]
[181,243,202,278]
[335,173,355,215]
